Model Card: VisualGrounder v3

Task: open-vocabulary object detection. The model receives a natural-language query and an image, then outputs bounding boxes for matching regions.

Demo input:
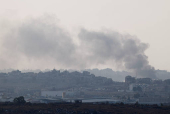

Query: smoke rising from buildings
[0,15,156,78]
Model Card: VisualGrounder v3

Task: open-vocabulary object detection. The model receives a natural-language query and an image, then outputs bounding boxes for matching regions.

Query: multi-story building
[125,76,136,84]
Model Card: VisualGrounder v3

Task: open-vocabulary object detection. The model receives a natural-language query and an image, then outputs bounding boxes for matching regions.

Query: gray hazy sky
[0,0,170,71]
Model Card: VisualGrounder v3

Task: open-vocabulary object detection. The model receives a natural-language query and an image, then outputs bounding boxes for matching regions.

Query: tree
[135,101,139,105]
[13,96,26,104]
[120,102,124,105]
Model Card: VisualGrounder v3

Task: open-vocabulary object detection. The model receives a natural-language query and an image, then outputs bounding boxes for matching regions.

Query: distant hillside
[85,69,170,81]
[156,70,170,80]
[0,68,169,82]
[84,68,132,82]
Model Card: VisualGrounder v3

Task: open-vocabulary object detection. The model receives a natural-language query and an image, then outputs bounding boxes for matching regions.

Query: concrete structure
[136,78,152,84]
[125,76,136,84]
[139,97,170,104]
[41,91,64,98]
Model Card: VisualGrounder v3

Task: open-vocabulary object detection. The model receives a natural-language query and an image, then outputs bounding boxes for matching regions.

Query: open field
[0,103,170,114]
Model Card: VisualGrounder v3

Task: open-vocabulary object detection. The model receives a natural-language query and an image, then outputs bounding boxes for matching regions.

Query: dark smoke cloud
[78,29,156,78]
[0,15,156,78]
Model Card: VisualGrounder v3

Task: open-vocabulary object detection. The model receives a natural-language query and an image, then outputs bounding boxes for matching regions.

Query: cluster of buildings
[125,76,170,104]
[0,70,169,104]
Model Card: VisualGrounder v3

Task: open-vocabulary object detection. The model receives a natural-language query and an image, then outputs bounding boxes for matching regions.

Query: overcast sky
[0,0,170,71]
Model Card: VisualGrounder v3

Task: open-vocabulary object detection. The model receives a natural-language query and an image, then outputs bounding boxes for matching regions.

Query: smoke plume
[0,15,156,78]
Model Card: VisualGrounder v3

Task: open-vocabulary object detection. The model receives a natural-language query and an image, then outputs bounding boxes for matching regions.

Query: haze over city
[0,0,169,81]
[1,1,170,113]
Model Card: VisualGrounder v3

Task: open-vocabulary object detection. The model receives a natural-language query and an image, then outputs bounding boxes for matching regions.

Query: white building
[41,91,64,98]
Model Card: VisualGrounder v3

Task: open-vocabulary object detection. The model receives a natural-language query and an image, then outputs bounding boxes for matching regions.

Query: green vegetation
[13,96,26,104]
